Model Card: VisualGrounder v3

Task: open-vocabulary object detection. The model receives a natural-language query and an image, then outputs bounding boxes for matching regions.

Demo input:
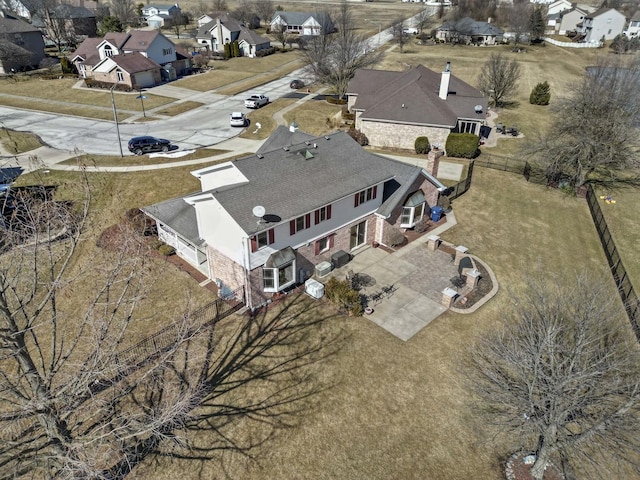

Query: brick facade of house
[357,116,450,151]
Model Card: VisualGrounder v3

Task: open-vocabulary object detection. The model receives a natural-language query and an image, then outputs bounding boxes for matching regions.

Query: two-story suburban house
[346,63,488,152]
[31,4,97,45]
[0,11,45,73]
[141,3,180,28]
[72,30,191,88]
[142,127,447,309]
[578,7,626,42]
[624,11,640,38]
[556,6,595,35]
[270,11,333,36]
[196,13,271,57]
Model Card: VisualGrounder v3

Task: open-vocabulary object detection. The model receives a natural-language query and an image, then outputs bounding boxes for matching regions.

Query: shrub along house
[142,127,447,309]
[347,63,488,152]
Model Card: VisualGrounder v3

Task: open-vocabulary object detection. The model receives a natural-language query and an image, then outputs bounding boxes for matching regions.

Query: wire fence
[586,186,640,340]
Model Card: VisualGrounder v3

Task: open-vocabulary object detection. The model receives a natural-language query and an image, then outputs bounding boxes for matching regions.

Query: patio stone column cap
[455,245,468,253]
[467,269,481,278]
[442,287,458,298]
[427,234,440,242]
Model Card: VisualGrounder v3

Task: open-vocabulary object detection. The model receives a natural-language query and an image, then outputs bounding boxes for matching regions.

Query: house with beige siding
[346,63,488,152]
[142,127,446,309]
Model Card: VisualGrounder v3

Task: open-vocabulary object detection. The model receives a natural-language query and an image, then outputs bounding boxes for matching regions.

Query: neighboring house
[270,11,333,36]
[0,12,45,74]
[346,63,488,151]
[142,127,447,309]
[142,4,180,28]
[557,6,593,35]
[32,4,97,45]
[578,7,626,42]
[196,13,270,57]
[72,30,190,87]
[546,0,572,16]
[0,0,40,19]
[624,11,640,38]
[436,17,504,45]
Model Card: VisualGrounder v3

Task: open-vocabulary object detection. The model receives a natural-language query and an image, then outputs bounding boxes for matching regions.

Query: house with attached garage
[142,127,447,309]
[72,30,191,87]
[196,12,271,57]
[270,11,333,36]
[346,63,488,152]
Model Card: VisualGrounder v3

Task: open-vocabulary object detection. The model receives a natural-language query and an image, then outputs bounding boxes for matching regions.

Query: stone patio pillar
[465,269,481,288]
[441,287,458,308]
[454,246,469,266]
[426,235,441,251]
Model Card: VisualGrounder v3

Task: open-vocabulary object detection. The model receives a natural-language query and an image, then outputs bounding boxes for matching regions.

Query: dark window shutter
[290,220,295,235]
[327,204,332,220]
[268,228,274,244]
[305,213,311,229]
[315,209,320,224]
[315,240,320,255]
[250,236,257,252]
[329,234,334,249]
[354,193,360,207]
[373,185,377,199]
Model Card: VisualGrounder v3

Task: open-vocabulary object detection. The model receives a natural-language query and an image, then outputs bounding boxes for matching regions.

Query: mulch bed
[453,261,493,309]
[506,453,564,480]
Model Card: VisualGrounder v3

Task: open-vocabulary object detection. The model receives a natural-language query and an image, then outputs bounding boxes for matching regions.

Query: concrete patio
[324,212,466,341]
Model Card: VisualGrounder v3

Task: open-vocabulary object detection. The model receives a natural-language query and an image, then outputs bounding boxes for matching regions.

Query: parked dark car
[290,79,305,89]
[127,136,171,155]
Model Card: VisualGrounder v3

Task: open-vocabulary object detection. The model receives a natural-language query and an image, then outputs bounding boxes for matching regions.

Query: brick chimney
[426,149,443,177]
[439,61,451,100]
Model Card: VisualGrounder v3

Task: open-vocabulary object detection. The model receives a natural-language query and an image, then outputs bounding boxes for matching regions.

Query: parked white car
[230,112,248,127]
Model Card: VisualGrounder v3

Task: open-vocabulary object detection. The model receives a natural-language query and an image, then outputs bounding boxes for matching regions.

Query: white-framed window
[458,120,477,134]
[104,46,113,57]
[400,191,426,228]
[116,71,124,82]
[290,213,311,235]
[354,186,378,207]
[250,228,274,252]
[162,48,173,55]
[314,205,332,224]
[263,260,296,292]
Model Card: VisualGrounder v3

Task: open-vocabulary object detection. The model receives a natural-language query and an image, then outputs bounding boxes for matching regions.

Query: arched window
[400,190,426,228]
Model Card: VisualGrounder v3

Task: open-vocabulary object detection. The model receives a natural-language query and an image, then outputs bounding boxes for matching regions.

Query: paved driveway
[327,214,461,341]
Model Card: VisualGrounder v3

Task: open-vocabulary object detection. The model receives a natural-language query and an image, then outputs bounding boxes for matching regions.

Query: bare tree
[254,0,274,27]
[471,272,640,480]
[0,171,337,478]
[300,1,383,99]
[415,8,432,34]
[527,57,640,189]
[508,1,531,49]
[477,52,521,107]
[390,17,410,53]
[166,10,190,38]
[233,0,254,24]
[110,0,139,27]
[212,0,227,10]
[272,24,290,49]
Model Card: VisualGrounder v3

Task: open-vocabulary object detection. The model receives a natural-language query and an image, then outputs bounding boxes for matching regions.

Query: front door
[350,220,367,250]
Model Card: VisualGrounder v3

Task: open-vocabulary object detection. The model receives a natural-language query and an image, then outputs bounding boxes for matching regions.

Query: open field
[126,167,614,480]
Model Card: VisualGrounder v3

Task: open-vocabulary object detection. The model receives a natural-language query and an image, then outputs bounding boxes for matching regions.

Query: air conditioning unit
[305,279,325,299]
[331,250,350,269]
[315,261,333,278]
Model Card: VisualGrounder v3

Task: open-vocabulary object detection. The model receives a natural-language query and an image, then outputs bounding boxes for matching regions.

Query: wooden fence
[585,186,640,340]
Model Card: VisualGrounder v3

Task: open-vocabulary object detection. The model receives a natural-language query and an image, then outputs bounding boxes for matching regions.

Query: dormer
[191,162,249,192]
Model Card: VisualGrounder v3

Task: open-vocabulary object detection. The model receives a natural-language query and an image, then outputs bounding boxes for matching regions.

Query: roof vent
[299,149,314,160]
[305,141,311,145]
[283,146,289,151]
[313,143,317,149]
[257,153,264,159]
[324,136,330,140]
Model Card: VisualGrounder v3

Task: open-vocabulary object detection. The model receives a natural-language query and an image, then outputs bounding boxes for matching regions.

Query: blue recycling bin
[430,206,444,222]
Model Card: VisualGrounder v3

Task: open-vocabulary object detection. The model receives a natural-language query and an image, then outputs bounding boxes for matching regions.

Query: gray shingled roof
[0,14,41,33]
[238,26,270,46]
[348,65,487,127]
[107,52,160,74]
[438,17,504,36]
[142,194,204,246]
[256,125,315,153]
[586,7,620,19]
[271,11,332,28]
[145,130,435,238]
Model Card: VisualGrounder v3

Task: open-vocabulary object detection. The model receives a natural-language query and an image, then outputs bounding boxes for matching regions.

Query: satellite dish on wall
[252,205,266,219]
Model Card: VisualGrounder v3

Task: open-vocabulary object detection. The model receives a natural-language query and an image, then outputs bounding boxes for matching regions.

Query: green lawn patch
[0,128,42,153]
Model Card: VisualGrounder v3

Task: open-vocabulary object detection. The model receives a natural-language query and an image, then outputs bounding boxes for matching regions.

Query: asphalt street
[0,10,428,157]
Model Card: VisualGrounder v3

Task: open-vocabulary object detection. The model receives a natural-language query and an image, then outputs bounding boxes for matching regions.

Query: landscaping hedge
[445,133,480,159]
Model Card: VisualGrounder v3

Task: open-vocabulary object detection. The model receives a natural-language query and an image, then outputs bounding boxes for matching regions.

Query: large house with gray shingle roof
[0,12,45,74]
[142,127,446,308]
[436,17,503,45]
[72,30,190,88]
[347,63,488,151]
[270,11,333,36]
[196,13,271,57]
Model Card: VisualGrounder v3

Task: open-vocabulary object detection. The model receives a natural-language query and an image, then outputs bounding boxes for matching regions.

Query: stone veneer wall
[207,245,246,295]
[360,121,450,151]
